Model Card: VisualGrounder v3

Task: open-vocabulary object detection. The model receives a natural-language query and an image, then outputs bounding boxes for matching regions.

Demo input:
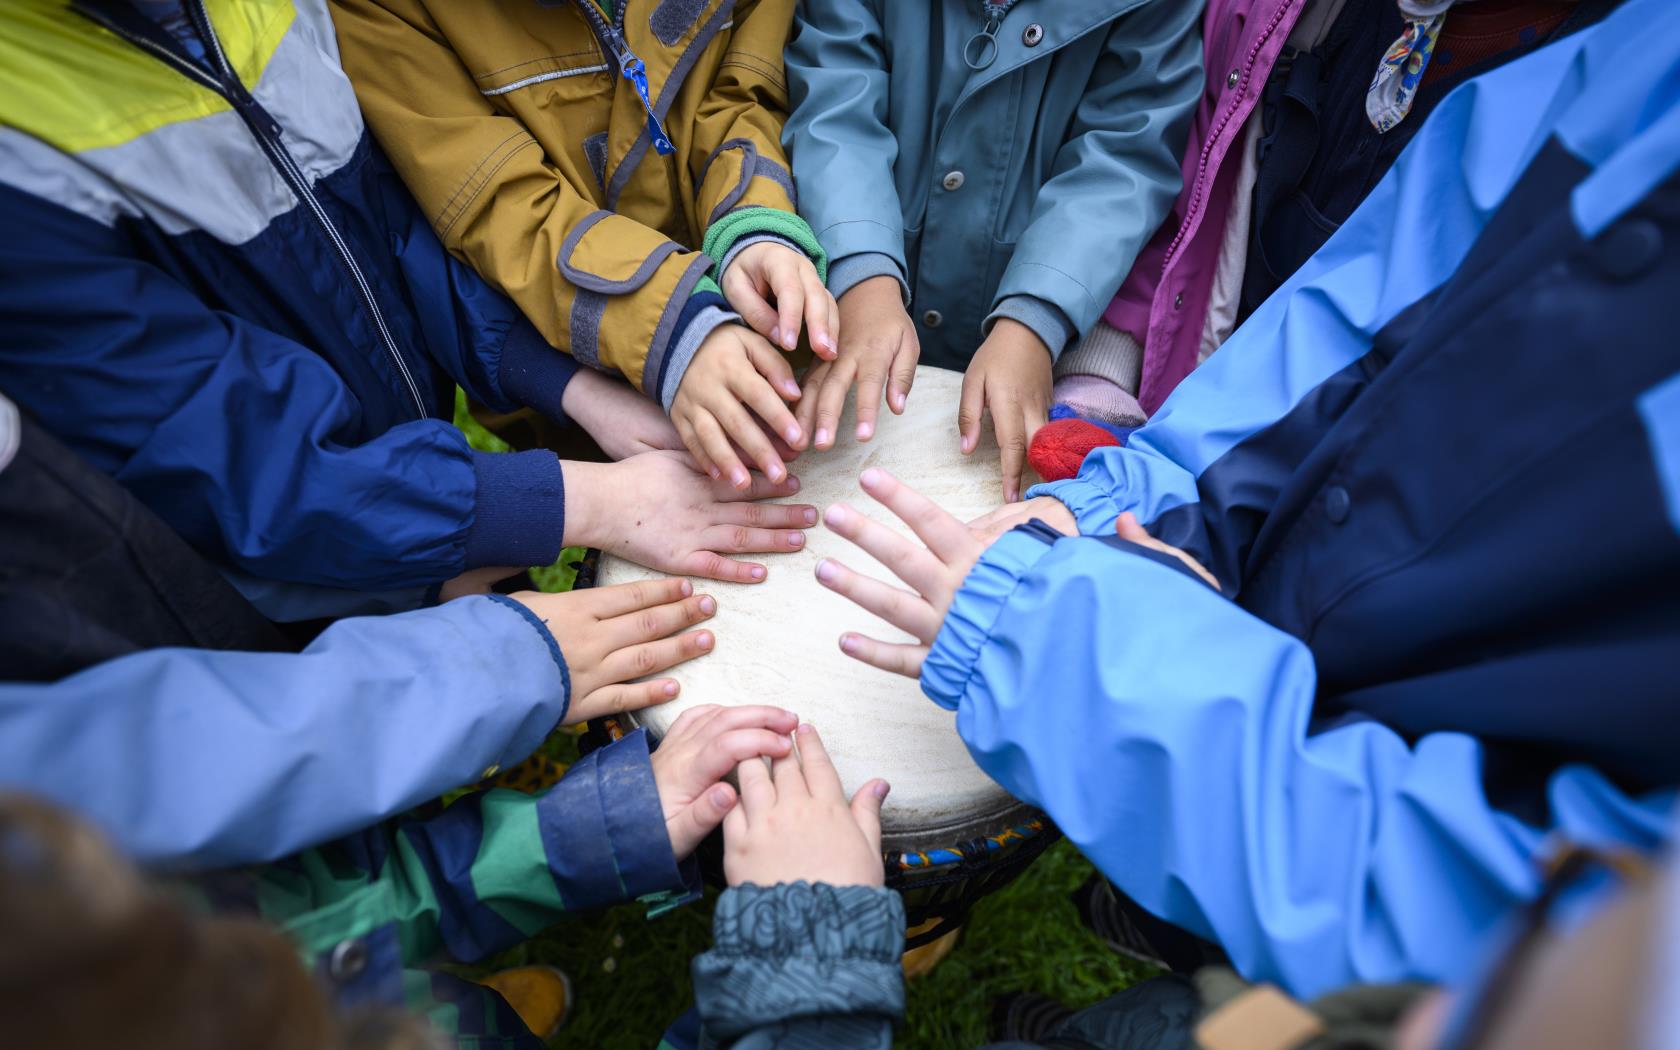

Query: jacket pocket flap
[557,210,683,293]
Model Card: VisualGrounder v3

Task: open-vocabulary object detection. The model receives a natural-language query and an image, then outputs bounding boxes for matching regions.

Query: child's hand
[796,275,920,449]
[720,241,838,359]
[723,724,889,887]
[671,325,806,489]
[1116,511,1220,591]
[958,319,1053,502]
[507,579,716,724]
[815,467,991,679]
[561,367,685,460]
[968,497,1078,543]
[564,451,817,584]
[651,704,802,860]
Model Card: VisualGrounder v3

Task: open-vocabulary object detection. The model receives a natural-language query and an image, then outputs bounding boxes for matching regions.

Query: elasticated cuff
[496,321,579,426]
[659,292,738,411]
[535,729,688,908]
[703,206,828,283]
[985,294,1076,362]
[484,593,571,721]
[695,883,906,1039]
[921,524,1059,709]
[828,251,910,304]
[463,449,564,570]
[1027,474,1127,537]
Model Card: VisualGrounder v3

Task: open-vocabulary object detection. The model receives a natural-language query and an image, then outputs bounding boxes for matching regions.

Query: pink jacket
[1104,0,1308,413]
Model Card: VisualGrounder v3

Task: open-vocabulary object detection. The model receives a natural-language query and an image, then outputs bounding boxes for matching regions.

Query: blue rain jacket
[923,0,1680,999]
[0,0,579,593]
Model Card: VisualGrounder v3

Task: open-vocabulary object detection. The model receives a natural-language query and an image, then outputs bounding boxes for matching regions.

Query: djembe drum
[593,366,1056,944]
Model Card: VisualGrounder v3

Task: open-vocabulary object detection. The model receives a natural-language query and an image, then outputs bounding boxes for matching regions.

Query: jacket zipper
[1160,0,1297,272]
[80,2,429,420]
[572,0,676,155]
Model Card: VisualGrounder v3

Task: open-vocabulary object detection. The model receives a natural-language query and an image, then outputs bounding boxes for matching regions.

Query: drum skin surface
[599,366,1027,848]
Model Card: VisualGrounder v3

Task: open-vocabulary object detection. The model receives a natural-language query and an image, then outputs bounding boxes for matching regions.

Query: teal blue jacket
[783,0,1204,367]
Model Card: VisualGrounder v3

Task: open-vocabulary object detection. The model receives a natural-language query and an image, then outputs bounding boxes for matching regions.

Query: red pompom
[1028,419,1122,482]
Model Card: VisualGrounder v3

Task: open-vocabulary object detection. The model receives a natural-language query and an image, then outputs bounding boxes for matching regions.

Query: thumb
[850,779,889,854]
[668,782,737,860]
[1115,511,1149,543]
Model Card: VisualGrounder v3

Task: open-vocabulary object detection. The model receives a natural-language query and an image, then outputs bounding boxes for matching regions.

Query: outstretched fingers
[857,467,973,562]
[814,557,941,641]
[838,632,928,679]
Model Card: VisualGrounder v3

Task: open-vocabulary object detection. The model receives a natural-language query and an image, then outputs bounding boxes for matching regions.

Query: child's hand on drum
[670,324,807,490]
[507,579,716,724]
[815,467,991,678]
[723,724,890,887]
[563,451,817,584]
[650,704,802,859]
[958,318,1053,502]
[719,241,838,360]
[796,275,921,450]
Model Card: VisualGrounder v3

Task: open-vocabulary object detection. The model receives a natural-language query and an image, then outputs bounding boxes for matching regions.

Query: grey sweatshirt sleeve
[693,882,905,1049]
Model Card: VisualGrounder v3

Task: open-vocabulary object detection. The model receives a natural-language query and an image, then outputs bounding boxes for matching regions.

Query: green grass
[453,395,1148,1048]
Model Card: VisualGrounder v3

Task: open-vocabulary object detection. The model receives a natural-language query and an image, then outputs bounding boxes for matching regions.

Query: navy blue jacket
[0,0,578,592]
[926,0,1680,998]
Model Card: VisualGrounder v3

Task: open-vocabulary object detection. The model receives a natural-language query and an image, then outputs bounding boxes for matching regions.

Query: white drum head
[598,366,1028,846]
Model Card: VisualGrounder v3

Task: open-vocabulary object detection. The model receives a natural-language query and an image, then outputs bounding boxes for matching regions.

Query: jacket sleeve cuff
[536,729,687,909]
[496,321,579,427]
[483,593,571,722]
[464,449,565,570]
[703,206,828,283]
[829,252,910,305]
[922,524,1059,709]
[658,292,738,412]
[694,883,906,1040]
[985,295,1076,362]
[1026,474,1127,537]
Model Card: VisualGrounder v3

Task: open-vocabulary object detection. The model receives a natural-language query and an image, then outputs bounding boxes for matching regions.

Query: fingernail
[750,566,767,581]
[699,595,716,614]
[815,558,835,582]
[857,420,874,440]
[784,424,802,444]
[680,579,693,596]
[731,468,750,488]
[708,465,722,480]
[770,326,783,346]
[697,631,714,649]
[825,505,850,525]
[817,333,834,354]
[840,634,858,654]
[783,331,797,350]
[860,467,881,487]
[787,475,801,493]
[815,428,830,446]
[783,380,801,397]
[788,532,804,548]
[797,723,814,736]
[874,781,891,800]
[803,507,818,525]
[768,462,785,483]
[710,785,734,807]
[663,682,679,697]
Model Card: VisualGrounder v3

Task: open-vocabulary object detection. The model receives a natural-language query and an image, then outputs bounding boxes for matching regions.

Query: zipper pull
[605,27,675,156]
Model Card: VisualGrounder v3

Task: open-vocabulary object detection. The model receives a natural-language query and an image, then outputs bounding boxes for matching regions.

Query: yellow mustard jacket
[330,0,810,402]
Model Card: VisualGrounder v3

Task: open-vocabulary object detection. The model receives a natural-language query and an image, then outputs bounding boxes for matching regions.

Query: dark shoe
[1071,876,1227,975]
[991,992,1077,1043]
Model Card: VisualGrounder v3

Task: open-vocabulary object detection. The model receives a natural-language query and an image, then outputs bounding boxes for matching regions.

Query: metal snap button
[480,763,500,779]
[329,938,369,982]
[1324,485,1351,524]
[1173,292,1184,309]
[941,170,966,191]
[1022,23,1044,47]
[922,309,944,328]
[1227,68,1241,88]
